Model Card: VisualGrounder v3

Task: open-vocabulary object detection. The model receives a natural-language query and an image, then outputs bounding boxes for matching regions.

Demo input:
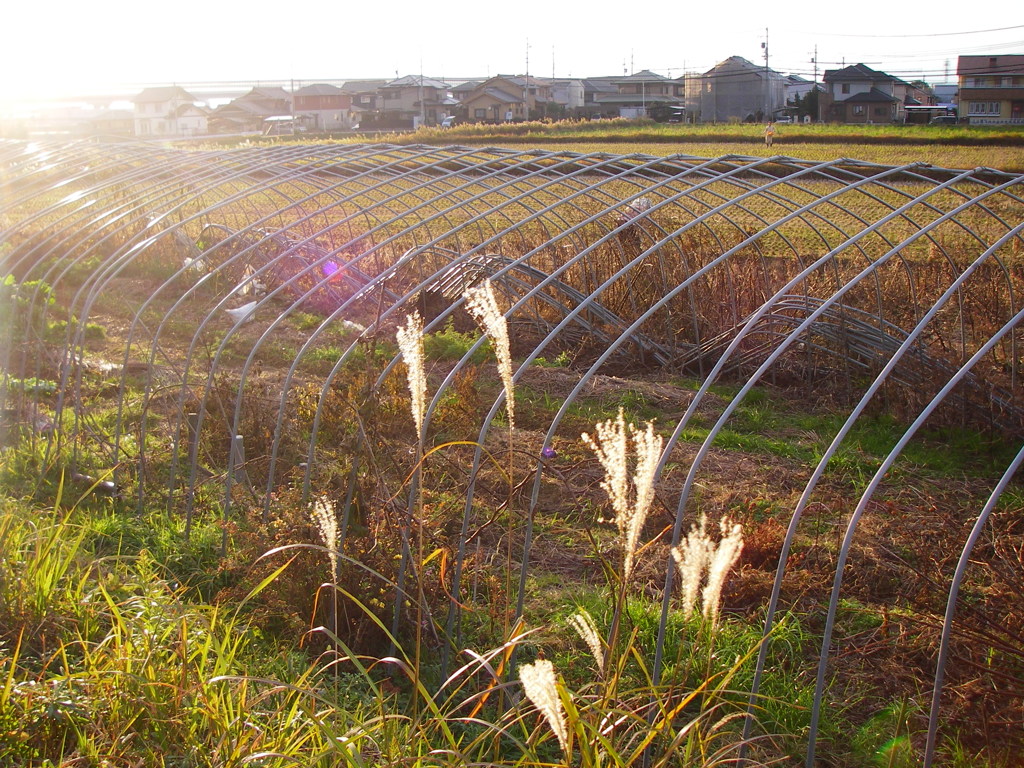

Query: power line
[798,23,1024,38]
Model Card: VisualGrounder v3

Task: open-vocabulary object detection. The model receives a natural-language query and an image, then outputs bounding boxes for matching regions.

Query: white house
[133,86,207,137]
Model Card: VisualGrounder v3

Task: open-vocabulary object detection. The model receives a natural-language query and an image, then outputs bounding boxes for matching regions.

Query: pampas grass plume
[519,659,569,754]
[703,517,744,626]
[671,514,744,627]
[671,514,711,619]
[463,280,515,431]
[582,409,662,580]
[310,494,340,584]
[568,609,605,670]
[396,312,427,443]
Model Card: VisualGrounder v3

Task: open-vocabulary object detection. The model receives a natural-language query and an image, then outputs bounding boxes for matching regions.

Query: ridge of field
[413,119,1024,147]
[225,118,1024,172]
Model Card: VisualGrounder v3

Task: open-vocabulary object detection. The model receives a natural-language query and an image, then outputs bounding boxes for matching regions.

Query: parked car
[929,115,958,125]
[774,116,794,124]
[441,116,457,128]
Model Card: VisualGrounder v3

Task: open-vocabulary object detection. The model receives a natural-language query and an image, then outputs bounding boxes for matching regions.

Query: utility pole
[524,38,530,120]
[812,45,820,122]
[418,59,425,128]
[761,28,770,120]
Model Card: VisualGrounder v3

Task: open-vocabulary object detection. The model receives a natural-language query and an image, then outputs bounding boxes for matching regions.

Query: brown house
[958,55,1024,125]
[211,87,293,134]
[460,76,552,123]
[294,83,352,130]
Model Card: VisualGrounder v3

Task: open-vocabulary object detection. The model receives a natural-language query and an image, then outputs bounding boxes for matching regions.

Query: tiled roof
[241,87,291,101]
[957,54,1024,76]
[582,79,619,93]
[838,87,899,104]
[296,83,342,96]
[467,87,523,104]
[133,86,197,103]
[705,56,778,75]
[823,64,895,83]
[614,69,668,81]
[170,104,209,118]
[386,75,452,90]
[340,79,389,93]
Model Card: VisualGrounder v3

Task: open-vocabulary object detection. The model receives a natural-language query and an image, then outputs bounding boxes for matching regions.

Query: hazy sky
[2,0,1021,103]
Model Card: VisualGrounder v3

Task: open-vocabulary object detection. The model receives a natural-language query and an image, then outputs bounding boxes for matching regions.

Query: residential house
[210,86,293,134]
[592,70,681,118]
[341,80,388,127]
[783,74,818,119]
[133,86,207,137]
[785,74,816,103]
[899,80,944,123]
[451,79,485,104]
[548,78,586,118]
[376,75,456,128]
[822,64,906,123]
[957,55,1024,125]
[580,78,619,118]
[694,56,785,123]
[933,83,958,105]
[84,109,135,138]
[460,75,552,123]
[294,83,352,131]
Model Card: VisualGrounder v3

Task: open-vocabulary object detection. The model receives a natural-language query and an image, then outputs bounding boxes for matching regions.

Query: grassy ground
[4,297,1021,765]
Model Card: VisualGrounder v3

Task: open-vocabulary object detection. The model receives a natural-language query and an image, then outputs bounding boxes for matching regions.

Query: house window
[841,83,850,94]
[852,105,865,115]
[474,108,486,118]
[874,106,888,116]
[968,101,1001,115]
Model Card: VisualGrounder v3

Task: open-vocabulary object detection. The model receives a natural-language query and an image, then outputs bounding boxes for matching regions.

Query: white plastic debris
[225,301,258,324]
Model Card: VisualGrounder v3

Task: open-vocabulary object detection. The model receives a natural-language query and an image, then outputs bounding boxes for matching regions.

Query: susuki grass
[672,515,745,628]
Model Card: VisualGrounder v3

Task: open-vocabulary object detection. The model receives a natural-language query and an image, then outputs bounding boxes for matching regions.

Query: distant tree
[800,89,820,122]
[647,102,675,123]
